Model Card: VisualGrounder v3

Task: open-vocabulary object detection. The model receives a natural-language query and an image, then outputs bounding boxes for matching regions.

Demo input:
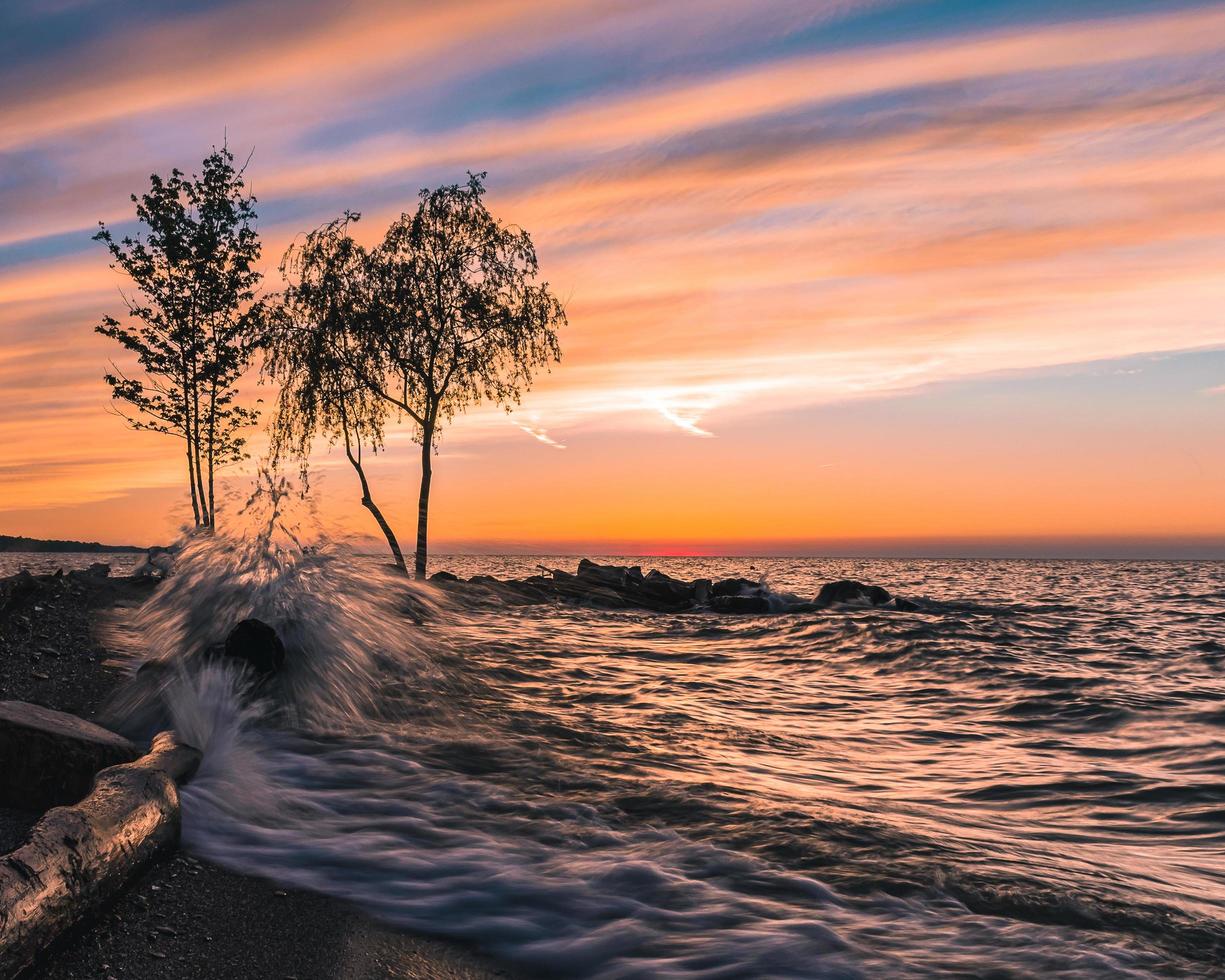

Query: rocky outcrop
[429,560,922,616]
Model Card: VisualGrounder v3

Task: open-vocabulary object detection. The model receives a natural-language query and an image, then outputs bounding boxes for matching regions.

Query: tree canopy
[366,173,566,576]
[265,173,565,575]
[94,145,263,529]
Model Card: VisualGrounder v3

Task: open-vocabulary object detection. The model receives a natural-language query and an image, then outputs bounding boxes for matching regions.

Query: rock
[549,575,633,609]
[429,571,461,582]
[0,701,140,810]
[710,595,771,614]
[577,559,640,590]
[222,619,285,677]
[692,579,712,605]
[640,570,695,605]
[6,571,41,600]
[893,595,921,612]
[816,580,894,606]
[711,577,760,599]
[132,548,174,580]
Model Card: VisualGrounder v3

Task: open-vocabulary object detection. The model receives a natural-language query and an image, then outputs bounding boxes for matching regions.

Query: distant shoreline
[0,535,146,554]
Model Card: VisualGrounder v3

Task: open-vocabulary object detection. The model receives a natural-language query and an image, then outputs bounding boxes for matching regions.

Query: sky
[1,0,1223,556]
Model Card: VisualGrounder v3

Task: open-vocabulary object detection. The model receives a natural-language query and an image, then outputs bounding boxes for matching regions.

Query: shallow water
[99,543,1225,976]
[0,552,143,576]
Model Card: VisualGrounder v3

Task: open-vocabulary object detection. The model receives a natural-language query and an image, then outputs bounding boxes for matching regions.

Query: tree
[265,213,407,571]
[365,173,566,577]
[94,146,263,529]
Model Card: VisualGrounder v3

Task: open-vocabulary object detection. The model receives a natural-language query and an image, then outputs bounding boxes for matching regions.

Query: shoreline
[0,569,520,980]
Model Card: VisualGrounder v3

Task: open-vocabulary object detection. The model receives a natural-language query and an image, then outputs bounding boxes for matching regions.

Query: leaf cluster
[94,145,264,464]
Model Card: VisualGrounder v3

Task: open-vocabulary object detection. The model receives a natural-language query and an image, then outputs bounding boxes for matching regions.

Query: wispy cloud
[512,417,567,450]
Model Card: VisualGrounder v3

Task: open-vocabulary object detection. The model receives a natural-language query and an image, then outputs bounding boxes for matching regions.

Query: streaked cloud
[1,0,1223,548]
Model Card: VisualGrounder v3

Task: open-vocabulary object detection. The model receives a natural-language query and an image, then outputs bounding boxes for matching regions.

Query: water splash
[101,473,454,731]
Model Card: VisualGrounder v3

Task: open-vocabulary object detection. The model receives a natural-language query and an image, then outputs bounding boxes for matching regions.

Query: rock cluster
[429,558,920,614]
[0,564,113,621]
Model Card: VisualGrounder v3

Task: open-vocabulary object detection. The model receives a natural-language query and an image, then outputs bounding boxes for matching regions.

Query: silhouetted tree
[94,146,263,529]
[366,173,566,577]
[265,213,406,572]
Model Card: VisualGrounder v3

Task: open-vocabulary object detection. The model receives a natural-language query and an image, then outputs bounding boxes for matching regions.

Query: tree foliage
[265,212,406,571]
[366,173,566,576]
[265,173,565,576]
[94,146,263,528]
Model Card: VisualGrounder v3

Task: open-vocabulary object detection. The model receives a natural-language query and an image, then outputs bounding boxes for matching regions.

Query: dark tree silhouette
[265,213,406,571]
[94,146,263,529]
[365,173,566,577]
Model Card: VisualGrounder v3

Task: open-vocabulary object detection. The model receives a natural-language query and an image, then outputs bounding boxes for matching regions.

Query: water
[0,552,143,576]
[79,537,1225,976]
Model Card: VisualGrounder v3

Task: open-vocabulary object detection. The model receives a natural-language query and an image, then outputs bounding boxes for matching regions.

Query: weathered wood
[0,702,139,811]
[0,731,200,978]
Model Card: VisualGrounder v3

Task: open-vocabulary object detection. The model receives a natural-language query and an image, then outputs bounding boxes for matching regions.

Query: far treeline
[95,146,566,577]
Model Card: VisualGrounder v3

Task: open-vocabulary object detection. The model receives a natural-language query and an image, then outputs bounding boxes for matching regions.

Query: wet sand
[0,570,520,980]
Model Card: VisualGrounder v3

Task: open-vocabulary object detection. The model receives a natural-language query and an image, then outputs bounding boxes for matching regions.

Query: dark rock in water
[65,562,110,583]
[223,619,286,676]
[710,594,771,614]
[817,580,893,606]
[434,559,917,618]
[577,559,642,590]
[132,547,174,579]
[429,570,461,582]
[551,575,633,609]
[0,700,139,810]
[692,578,712,604]
[711,577,760,599]
[640,569,695,604]
[893,595,921,612]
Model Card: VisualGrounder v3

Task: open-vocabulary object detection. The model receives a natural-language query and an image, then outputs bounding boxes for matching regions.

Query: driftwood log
[0,731,201,978]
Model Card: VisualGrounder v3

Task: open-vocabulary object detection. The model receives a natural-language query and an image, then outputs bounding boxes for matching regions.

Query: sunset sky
[1,0,1223,556]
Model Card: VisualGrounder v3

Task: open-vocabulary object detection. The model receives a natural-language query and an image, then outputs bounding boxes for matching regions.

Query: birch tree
[94,146,262,529]
[366,173,566,577]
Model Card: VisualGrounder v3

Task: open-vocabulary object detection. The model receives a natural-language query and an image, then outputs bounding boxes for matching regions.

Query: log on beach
[0,730,201,978]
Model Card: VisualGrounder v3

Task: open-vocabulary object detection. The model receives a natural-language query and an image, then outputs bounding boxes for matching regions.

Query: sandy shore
[0,570,521,980]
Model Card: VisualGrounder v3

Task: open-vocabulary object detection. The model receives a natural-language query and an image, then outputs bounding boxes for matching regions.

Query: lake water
[28,544,1225,976]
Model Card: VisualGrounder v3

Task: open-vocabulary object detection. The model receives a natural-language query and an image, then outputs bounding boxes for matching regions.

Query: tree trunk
[190,387,209,529]
[182,366,202,528]
[206,422,215,533]
[414,423,434,579]
[206,379,218,532]
[185,438,201,528]
[342,436,405,573]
